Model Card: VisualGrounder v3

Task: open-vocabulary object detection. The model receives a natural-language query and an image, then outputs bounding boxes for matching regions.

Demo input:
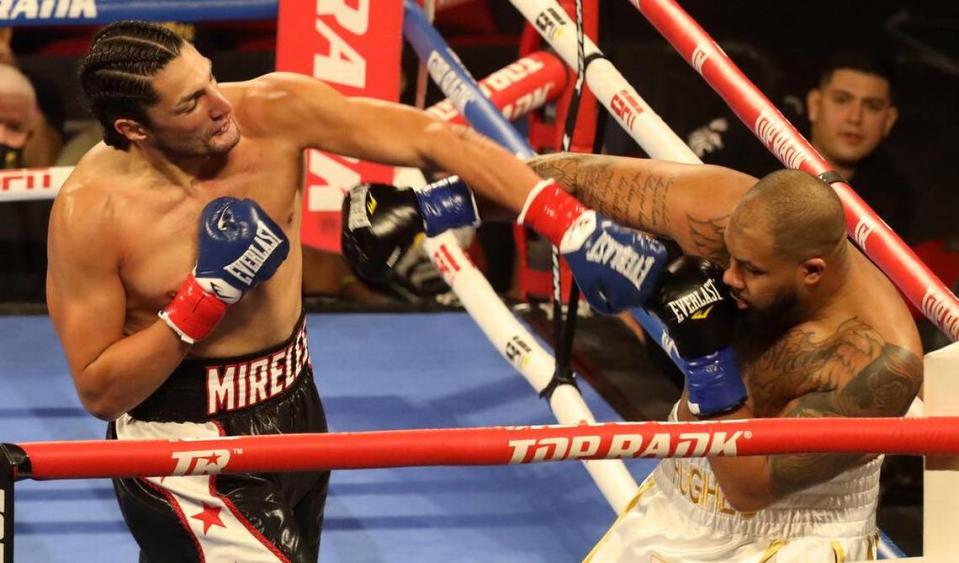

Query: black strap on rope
[542,0,590,401]
[817,170,846,185]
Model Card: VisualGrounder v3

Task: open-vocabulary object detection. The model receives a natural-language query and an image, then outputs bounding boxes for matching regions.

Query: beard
[734,286,803,347]
[150,120,239,158]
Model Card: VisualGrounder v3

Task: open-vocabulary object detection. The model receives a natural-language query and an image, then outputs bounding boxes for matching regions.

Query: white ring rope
[509,0,699,164]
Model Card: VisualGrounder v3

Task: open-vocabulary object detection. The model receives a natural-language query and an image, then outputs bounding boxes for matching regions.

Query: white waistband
[651,455,881,538]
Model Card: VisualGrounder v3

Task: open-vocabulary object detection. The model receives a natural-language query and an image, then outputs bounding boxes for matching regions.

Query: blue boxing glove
[160,197,290,343]
[193,197,289,302]
[518,180,668,314]
[649,256,746,417]
[341,178,479,282]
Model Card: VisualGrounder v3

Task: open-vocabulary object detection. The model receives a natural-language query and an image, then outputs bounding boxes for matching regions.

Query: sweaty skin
[524,153,922,511]
[48,44,543,421]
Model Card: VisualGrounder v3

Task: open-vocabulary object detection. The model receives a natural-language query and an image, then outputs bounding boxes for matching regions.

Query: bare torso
[732,247,921,419]
[526,153,922,424]
[58,95,304,358]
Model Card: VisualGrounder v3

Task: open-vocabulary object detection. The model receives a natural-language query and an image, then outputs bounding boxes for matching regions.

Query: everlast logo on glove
[665,278,724,324]
[224,221,286,284]
[348,184,373,231]
[584,230,658,290]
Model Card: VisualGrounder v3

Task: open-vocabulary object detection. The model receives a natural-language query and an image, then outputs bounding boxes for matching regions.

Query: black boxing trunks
[107,314,329,563]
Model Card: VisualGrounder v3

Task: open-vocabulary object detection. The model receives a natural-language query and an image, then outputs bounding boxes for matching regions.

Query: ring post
[0,462,9,563]
[923,342,959,557]
[0,443,27,563]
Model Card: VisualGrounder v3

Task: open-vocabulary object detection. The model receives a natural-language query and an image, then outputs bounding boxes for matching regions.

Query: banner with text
[277,0,402,251]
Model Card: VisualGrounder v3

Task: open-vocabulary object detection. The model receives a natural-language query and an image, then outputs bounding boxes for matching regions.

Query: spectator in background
[0,26,63,168]
[0,62,34,168]
[806,50,916,241]
[0,31,64,302]
[0,61,58,301]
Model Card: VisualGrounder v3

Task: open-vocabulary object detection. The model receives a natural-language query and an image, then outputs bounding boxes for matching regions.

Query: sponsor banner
[278,0,402,251]
[0,0,275,25]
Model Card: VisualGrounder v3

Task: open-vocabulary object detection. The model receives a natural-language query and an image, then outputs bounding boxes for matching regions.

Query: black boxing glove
[341,179,479,282]
[649,256,746,417]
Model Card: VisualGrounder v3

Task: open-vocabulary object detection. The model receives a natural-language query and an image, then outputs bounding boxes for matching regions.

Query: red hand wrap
[517,180,589,247]
[159,275,228,344]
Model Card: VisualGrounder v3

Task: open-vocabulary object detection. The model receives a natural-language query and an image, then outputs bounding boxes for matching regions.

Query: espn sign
[277,0,402,251]
[431,242,464,283]
[1,169,50,191]
[610,90,644,131]
[0,166,77,204]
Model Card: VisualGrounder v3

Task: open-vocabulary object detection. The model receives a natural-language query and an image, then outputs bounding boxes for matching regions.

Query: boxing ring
[1,0,958,561]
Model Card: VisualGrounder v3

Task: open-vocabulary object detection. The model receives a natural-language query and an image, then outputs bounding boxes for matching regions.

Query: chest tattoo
[743,317,884,415]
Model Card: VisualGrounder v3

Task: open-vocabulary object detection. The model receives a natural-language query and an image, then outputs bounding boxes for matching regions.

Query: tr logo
[171,449,232,476]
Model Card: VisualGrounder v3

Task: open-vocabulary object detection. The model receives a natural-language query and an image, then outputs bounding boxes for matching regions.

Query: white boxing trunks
[586,405,881,563]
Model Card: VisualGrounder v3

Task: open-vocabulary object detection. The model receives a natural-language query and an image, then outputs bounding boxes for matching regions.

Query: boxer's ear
[799,257,826,286]
[115,119,146,143]
[806,89,822,123]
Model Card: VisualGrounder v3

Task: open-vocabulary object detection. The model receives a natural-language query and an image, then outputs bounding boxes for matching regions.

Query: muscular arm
[526,153,757,264]
[232,73,539,212]
[688,319,922,512]
[47,187,190,421]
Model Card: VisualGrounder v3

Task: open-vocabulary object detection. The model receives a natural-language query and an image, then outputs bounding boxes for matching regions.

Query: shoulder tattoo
[760,317,922,497]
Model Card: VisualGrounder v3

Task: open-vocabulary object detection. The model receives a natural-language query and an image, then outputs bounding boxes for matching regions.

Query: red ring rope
[14,416,959,481]
[630,0,959,342]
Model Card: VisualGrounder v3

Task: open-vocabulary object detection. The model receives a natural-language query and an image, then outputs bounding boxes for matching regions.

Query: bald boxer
[47,20,561,562]
[526,155,922,562]
[349,154,924,560]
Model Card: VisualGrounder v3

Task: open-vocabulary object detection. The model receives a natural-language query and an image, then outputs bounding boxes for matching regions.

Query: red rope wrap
[17,417,959,481]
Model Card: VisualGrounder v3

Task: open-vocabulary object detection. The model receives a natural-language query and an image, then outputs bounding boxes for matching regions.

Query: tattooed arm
[767,343,921,497]
[526,153,756,264]
[693,319,923,512]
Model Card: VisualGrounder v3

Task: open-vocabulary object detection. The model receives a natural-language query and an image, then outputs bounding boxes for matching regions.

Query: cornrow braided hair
[78,20,185,149]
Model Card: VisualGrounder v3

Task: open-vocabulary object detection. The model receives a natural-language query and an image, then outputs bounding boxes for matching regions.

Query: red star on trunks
[191,502,226,535]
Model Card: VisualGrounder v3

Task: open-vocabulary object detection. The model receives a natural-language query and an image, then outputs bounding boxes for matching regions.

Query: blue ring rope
[0,0,277,26]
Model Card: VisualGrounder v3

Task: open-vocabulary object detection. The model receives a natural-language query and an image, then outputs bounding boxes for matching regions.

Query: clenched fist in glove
[518,179,668,314]
[160,197,289,344]
[649,256,746,417]
[341,177,479,283]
